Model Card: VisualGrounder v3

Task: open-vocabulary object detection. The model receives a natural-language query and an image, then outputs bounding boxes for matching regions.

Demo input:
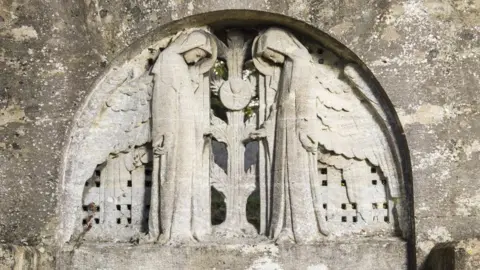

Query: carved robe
[150,30,216,241]
[254,28,327,243]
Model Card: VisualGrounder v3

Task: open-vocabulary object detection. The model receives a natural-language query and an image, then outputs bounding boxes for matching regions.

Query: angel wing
[84,72,153,166]
[313,63,402,198]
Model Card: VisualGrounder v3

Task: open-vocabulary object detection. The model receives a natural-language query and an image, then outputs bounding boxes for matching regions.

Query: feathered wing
[83,72,153,166]
[314,64,401,198]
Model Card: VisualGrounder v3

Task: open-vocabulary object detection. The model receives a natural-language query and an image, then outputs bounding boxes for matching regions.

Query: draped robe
[254,28,328,243]
[150,31,215,241]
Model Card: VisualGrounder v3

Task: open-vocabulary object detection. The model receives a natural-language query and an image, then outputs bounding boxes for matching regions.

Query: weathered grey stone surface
[423,239,480,270]
[0,245,54,269]
[1,0,479,269]
[58,239,406,270]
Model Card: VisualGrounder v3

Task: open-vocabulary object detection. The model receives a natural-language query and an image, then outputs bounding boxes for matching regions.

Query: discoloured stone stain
[307,264,329,270]
[1,25,38,41]
[428,226,453,242]
[455,192,480,216]
[247,257,283,270]
[329,22,353,37]
[398,104,449,126]
[381,25,401,41]
[0,104,26,127]
[463,140,480,160]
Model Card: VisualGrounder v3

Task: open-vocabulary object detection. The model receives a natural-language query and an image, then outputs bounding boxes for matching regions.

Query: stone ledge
[423,239,480,270]
[58,239,407,270]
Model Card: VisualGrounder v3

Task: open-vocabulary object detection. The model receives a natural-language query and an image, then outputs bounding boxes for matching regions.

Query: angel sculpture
[250,28,401,243]
[148,30,217,243]
[251,27,330,243]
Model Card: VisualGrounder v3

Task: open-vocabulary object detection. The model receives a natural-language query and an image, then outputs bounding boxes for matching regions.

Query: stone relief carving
[251,28,330,243]
[209,30,258,238]
[148,30,217,243]
[75,26,404,244]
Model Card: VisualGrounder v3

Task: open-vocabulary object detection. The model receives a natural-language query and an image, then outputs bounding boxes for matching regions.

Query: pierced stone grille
[80,153,151,241]
[317,162,394,236]
[80,149,396,240]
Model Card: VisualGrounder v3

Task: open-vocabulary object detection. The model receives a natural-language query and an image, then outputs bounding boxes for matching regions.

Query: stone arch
[58,10,414,264]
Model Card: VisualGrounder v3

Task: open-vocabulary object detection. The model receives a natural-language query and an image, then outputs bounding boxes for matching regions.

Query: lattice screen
[80,151,395,240]
[80,154,151,241]
[316,161,394,236]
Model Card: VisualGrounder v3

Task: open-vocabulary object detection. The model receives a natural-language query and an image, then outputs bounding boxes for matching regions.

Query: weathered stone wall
[0,245,54,269]
[1,0,479,268]
[424,239,480,270]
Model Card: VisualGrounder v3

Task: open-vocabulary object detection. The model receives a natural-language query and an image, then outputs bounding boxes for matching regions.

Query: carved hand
[203,128,213,137]
[299,133,318,153]
[153,133,173,155]
[249,106,275,141]
[250,127,267,140]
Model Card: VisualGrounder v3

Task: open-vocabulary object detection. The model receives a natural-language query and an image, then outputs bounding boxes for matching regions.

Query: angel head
[174,30,215,66]
[252,27,310,75]
[261,48,286,64]
[183,48,209,64]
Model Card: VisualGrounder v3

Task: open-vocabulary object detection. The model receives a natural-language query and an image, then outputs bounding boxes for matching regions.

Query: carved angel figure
[149,30,217,243]
[251,28,329,243]
[251,28,402,243]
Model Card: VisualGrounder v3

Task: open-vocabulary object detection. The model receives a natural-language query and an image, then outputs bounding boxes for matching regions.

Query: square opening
[372,203,378,209]
[116,218,121,224]
[353,216,357,222]
[94,218,100,224]
[127,218,132,224]
[127,204,132,210]
[371,167,377,173]
[322,180,328,186]
[127,180,132,187]
[372,180,377,185]
[95,181,100,187]
[352,203,357,210]
[82,219,87,225]
[383,203,388,209]
[341,216,347,222]
[82,205,88,211]
[116,205,121,211]
[341,203,346,210]
[320,168,327,175]
[381,179,387,185]
[323,203,327,209]
[341,180,346,186]
[384,216,389,222]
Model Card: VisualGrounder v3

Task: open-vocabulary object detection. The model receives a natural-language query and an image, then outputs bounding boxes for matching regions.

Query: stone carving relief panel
[67,26,407,245]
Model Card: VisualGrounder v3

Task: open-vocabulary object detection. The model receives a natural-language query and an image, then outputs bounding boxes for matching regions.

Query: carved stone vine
[210,31,257,237]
